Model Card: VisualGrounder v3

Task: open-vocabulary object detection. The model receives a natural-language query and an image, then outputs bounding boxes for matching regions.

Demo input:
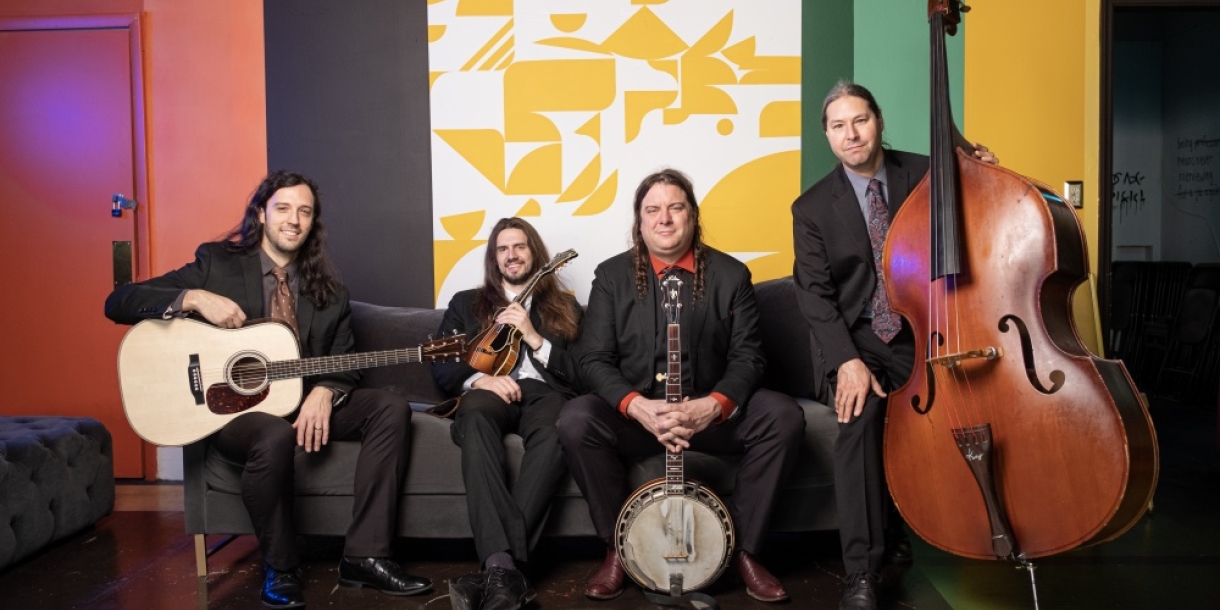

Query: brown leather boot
[585,546,626,600]
[734,550,788,602]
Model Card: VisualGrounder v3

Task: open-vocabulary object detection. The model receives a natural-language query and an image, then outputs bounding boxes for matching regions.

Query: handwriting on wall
[1112,170,1147,222]
[1174,135,1220,199]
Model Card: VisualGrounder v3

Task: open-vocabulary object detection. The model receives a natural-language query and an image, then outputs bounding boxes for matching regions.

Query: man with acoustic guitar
[431,217,583,610]
[792,81,996,610]
[557,168,804,603]
[104,171,432,608]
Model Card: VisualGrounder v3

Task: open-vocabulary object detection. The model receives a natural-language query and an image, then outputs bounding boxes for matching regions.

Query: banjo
[615,274,735,601]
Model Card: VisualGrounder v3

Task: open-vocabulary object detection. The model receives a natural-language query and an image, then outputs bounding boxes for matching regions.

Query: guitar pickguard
[206,383,270,415]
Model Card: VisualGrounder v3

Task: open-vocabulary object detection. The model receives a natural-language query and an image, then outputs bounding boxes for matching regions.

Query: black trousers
[212,388,412,571]
[830,319,914,575]
[449,378,567,565]
[556,388,803,554]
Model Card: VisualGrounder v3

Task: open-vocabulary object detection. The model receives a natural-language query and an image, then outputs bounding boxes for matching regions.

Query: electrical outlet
[1065,181,1083,209]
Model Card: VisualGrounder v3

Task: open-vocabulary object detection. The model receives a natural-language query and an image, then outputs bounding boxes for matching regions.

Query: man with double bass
[431,217,583,610]
[557,168,804,603]
[105,171,432,609]
[791,81,995,610]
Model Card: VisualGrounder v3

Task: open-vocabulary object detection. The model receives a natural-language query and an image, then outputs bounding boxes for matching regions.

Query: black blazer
[430,289,583,399]
[578,247,765,409]
[791,149,929,383]
[104,242,358,396]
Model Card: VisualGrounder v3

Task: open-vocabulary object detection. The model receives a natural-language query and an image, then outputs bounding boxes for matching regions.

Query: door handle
[111,193,137,217]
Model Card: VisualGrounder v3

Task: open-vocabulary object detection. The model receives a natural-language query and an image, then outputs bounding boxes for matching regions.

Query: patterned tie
[866,179,901,343]
[269,266,299,338]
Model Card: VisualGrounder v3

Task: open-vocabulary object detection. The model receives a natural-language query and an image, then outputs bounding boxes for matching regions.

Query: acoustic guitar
[615,275,735,600]
[117,318,463,446]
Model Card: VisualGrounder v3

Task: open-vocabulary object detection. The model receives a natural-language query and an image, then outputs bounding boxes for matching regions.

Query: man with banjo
[431,217,583,610]
[556,168,804,603]
[104,171,432,608]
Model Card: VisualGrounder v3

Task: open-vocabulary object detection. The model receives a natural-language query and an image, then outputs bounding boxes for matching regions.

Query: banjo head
[615,479,735,594]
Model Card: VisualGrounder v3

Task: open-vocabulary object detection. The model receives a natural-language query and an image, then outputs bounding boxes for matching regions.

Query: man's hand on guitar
[472,375,522,403]
[627,396,686,452]
[495,302,543,350]
[184,290,247,328]
[294,387,334,452]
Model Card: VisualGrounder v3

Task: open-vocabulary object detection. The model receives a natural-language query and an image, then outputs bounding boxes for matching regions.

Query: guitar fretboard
[267,348,426,380]
[665,322,684,496]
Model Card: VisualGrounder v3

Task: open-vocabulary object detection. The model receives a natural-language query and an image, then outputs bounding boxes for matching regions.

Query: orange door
[0,17,148,478]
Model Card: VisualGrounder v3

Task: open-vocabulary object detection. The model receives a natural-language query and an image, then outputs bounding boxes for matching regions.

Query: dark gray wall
[265,0,435,307]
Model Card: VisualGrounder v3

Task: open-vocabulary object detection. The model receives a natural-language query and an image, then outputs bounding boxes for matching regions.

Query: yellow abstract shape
[648,59,679,82]
[480,35,514,70]
[535,37,607,55]
[439,209,486,241]
[700,151,800,281]
[435,210,488,298]
[722,37,800,84]
[573,171,618,216]
[717,119,733,136]
[494,51,514,71]
[435,129,505,191]
[601,8,687,60]
[429,71,445,90]
[462,19,513,71]
[506,143,562,195]
[759,101,800,137]
[632,0,668,4]
[624,90,677,143]
[456,0,512,17]
[427,0,445,4]
[688,11,732,57]
[550,13,586,33]
[516,198,542,217]
[504,59,616,142]
[428,25,447,43]
[556,154,600,203]
[575,113,600,145]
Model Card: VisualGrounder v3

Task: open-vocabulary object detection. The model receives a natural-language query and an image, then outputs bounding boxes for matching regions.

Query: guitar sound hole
[229,355,270,392]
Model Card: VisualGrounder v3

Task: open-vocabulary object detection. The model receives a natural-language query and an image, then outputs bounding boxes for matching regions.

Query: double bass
[882,0,1159,565]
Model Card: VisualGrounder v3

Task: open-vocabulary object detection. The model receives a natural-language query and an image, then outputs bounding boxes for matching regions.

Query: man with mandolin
[105,171,432,608]
[792,82,997,610]
[431,217,583,610]
[557,168,804,603]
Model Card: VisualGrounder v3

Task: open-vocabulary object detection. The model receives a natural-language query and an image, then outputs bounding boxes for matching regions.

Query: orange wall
[0,0,268,277]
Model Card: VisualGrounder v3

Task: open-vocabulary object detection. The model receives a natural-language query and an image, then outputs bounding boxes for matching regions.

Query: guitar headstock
[661,274,683,325]
[541,249,578,275]
[421,334,466,362]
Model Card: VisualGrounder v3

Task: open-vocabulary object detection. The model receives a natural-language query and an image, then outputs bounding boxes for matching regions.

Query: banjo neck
[664,317,685,496]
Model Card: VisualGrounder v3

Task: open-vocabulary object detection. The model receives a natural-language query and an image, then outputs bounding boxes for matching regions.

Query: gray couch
[184,276,838,576]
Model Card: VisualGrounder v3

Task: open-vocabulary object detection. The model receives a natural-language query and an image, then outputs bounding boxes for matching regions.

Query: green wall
[802,0,964,189]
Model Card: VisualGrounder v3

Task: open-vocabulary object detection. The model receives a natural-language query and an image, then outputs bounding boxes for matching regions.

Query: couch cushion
[349,301,449,405]
[754,276,822,401]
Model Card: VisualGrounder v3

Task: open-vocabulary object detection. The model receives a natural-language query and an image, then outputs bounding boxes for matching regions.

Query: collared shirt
[843,164,890,319]
[461,291,553,393]
[617,248,737,423]
[258,250,301,318]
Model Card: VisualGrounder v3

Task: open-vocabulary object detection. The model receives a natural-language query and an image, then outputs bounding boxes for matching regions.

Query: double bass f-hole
[998,314,1066,395]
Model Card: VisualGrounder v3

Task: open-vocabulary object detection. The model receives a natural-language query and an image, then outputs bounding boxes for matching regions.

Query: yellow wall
[965,0,1104,354]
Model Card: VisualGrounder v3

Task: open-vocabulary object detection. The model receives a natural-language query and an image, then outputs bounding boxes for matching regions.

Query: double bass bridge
[928,346,1002,369]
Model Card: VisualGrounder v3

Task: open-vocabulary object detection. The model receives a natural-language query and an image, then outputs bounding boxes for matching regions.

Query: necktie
[866,179,901,343]
[269,266,299,338]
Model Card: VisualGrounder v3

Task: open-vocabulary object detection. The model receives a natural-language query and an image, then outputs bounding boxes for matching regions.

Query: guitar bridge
[188,354,204,405]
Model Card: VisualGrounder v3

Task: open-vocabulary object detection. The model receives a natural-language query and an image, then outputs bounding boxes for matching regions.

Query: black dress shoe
[261,564,305,609]
[482,566,536,610]
[884,532,913,564]
[448,571,485,610]
[839,571,879,610]
[338,556,432,596]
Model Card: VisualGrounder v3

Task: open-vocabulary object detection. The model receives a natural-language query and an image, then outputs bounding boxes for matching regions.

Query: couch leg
[195,534,208,577]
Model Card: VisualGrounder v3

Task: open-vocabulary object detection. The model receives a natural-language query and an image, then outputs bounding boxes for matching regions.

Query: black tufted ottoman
[0,416,115,571]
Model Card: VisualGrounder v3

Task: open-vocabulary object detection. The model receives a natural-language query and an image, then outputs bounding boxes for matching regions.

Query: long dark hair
[630,168,707,302]
[820,79,884,130]
[219,171,343,308]
[472,217,580,342]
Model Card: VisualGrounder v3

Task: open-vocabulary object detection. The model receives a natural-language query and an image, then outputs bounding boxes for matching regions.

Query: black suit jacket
[104,242,358,396]
[791,149,929,387]
[431,288,583,399]
[579,247,765,409]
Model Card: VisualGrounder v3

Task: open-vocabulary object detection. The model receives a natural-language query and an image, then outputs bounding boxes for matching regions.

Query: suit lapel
[886,154,916,214]
[296,294,314,347]
[831,166,874,263]
[240,254,265,317]
[683,268,710,380]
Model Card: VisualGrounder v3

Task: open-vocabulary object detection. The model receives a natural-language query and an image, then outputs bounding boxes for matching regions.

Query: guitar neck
[665,321,684,496]
[267,348,426,380]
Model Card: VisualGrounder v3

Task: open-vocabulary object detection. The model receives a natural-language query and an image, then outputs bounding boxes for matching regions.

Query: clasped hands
[627,395,721,453]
